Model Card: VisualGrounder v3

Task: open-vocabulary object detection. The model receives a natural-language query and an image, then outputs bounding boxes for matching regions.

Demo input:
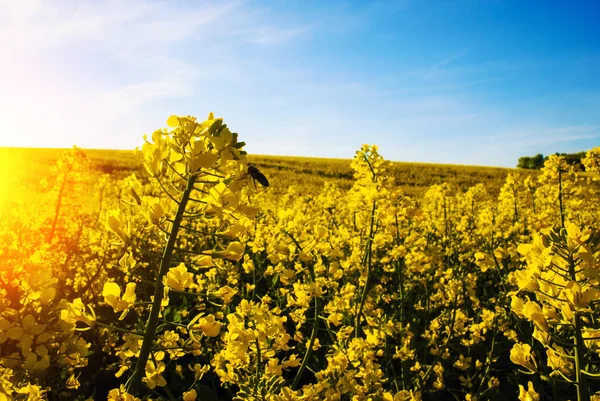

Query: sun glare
[0,151,24,213]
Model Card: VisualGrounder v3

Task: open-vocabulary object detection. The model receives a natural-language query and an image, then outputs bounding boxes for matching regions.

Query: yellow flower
[163,263,194,291]
[453,354,472,371]
[563,281,599,311]
[103,282,137,314]
[106,211,129,242]
[183,389,197,401]
[210,242,245,261]
[474,251,491,272]
[66,374,80,389]
[522,301,548,331]
[218,223,247,237]
[510,343,537,373]
[193,255,215,268]
[143,360,167,389]
[513,270,539,292]
[282,354,301,368]
[565,223,587,252]
[167,115,180,127]
[15,384,46,400]
[215,285,237,303]
[517,381,539,401]
[391,389,422,401]
[22,352,50,373]
[314,224,328,240]
[61,298,96,328]
[141,130,170,177]
[107,385,141,401]
[189,363,210,380]
[119,252,136,271]
[190,314,223,338]
[190,150,219,172]
[546,348,572,374]
[327,312,343,327]
[7,314,46,352]
[511,296,525,317]
[147,198,165,225]
[532,327,551,347]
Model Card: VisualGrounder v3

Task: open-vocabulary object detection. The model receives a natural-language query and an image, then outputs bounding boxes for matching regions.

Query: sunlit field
[1,117,600,401]
[0,148,530,197]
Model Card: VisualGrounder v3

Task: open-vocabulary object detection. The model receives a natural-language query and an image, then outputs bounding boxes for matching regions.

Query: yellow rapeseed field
[1,114,600,401]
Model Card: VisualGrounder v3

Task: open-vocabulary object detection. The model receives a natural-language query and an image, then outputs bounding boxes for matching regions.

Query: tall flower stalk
[103,113,257,395]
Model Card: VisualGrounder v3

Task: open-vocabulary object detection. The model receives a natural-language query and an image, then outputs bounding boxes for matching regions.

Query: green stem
[354,200,377,338]
[292,296,320,390]
[475,317,498,396]
[48,164,72,243]
[558,169,565,228]
[573,319,589,397]
[126,174,196,395]
[568,249,589,400]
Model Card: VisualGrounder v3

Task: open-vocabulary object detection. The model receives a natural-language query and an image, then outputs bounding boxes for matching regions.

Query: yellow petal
[183,390,197,401]
[122,283,137,304]
[103,282,121,298]
[194,255,215,268]
[166,115,180,127]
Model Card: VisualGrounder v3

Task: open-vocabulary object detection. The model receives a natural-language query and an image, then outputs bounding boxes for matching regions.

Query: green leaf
[208,119,223,135]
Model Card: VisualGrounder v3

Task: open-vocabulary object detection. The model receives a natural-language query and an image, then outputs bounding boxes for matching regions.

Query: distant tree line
[517,151,588,170]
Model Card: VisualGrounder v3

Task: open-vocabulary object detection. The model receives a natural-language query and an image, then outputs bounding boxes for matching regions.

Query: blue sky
[0,0,598,167]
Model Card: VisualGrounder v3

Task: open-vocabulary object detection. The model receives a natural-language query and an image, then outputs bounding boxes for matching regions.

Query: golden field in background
[0,147,534,199]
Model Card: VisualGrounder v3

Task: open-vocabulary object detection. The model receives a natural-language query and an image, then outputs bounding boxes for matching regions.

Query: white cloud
[0,0,312,148]
[234,25,310,45]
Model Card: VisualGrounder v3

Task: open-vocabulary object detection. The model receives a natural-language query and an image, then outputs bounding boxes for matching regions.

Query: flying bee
[247,164,269,188]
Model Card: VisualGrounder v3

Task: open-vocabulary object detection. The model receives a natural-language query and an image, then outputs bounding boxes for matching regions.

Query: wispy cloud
[0,0,314,148]
[415,48,472,80]
[530,125,600,144]
[223,24,311,45]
